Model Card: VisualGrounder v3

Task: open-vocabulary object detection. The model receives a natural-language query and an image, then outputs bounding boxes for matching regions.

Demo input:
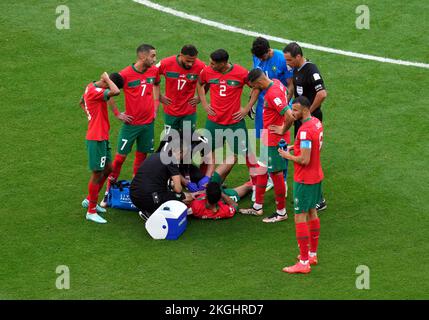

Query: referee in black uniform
[283,42,328,212]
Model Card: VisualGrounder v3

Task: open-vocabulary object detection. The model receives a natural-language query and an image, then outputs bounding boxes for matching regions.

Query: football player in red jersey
[196,49,260,184]
[103,44,161,205]
[188,163,252,220]
[157,44,206,133]
[80,72,122,223]
[239,69,295,223]
[278,96,324,274]
[157,45,214,184]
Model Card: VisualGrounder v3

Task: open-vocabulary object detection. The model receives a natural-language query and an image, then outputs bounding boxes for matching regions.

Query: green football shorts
[86,140,112,171]
[210,172,240,202]
[164,113,196,133]
[204,119,249,155]
[259,144,288,173]
[117,122,154,155]
[293,181,322,214]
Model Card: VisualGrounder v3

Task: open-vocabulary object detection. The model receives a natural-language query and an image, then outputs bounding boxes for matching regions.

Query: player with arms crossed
[80,72,122,223]
[103,44,161,204]
[196,49,260,183]
[239,69,294,223]
[278,96,323,274]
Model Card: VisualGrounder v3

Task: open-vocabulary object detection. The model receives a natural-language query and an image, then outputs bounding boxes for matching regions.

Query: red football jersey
[81,82,110,141]
[199,64,248,125]
[157,56,205,117]
[262,79,291,147]
[293,117,324,184]
[119,64,160,125]
[190,195,236,219]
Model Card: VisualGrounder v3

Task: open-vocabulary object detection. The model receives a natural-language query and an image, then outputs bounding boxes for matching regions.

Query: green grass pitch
[1,0,428,299]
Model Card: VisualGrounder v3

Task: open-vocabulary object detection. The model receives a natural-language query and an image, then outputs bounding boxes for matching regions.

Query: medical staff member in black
[130,140,192,216]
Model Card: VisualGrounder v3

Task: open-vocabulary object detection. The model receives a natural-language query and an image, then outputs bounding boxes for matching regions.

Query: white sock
[253,203,263,210]
[276,208,286,216]
[300,260,309,265]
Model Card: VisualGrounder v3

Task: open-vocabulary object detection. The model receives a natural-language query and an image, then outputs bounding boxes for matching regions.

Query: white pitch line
[133,0,429,69]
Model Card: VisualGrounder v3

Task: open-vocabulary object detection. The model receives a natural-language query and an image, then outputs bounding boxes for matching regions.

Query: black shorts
[294,108,323,138]
[130,190,185,215]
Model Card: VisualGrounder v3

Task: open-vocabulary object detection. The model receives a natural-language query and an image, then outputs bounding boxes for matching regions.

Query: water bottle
[278,138,287,151]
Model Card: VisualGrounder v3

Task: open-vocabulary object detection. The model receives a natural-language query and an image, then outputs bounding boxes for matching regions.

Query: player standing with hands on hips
[102,44,161,206]
[283,42,328,212]
[278,96,323,274]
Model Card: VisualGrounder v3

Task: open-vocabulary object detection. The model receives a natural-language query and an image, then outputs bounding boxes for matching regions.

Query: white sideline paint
[133,0,429,69]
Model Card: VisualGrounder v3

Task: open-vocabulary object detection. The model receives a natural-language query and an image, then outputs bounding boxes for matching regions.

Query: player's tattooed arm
[197,80,215,116]
[233,88,260,121]
[107,98,133,123]
[268,109,295,135]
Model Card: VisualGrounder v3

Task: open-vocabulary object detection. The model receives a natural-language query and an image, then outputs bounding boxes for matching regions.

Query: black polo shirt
[293,61,326,108]
[130,152,180,197]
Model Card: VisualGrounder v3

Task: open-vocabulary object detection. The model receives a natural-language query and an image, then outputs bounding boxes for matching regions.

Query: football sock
[296,222,310,262]
[245,153,259,177]
[133,152,146,176]
[270,172,286,212]
[96,173,109,195]
[253,203,263,210]
[255,174,268,205]
[107,154,126,191]
[199,163,208,176]
[309,218,320,254]
[87,181,99,214]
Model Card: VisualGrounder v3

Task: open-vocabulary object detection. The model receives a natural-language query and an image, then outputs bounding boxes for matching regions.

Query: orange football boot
[282,261,311,274]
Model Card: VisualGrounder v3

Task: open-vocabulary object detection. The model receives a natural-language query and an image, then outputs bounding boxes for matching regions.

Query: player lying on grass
[188,163,252,219]
[80,72,123,224]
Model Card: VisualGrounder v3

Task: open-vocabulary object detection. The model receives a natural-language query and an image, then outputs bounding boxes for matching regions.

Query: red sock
[250,175,257,186]
[296,222,310,261]
[255,174,268,204]
[87,181,99,214]
[270,172,286,212]
[133,151,146,176]
[245,153,259,177]
[107,154,126,191]
[199,163,208,176]
[97,174,108,194]
[309,218,320,253]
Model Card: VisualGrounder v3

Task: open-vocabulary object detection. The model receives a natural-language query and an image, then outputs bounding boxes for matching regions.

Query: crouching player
[278,96,323,274]
[80,72,122,223]
[239,69,294,223]
[189,164,252,219]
